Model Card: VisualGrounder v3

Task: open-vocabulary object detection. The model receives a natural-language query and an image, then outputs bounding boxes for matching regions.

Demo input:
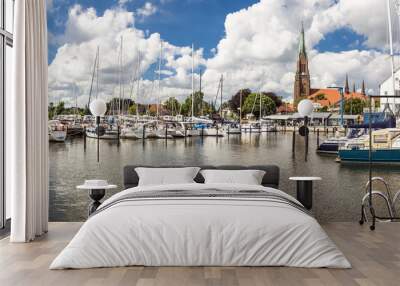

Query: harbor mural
[47,0,400,222]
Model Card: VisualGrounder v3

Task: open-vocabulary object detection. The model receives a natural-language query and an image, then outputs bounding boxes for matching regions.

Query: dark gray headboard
[123,165,280,189]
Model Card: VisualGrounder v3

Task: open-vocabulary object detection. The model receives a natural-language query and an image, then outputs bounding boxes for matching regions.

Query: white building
[379,68,400,113]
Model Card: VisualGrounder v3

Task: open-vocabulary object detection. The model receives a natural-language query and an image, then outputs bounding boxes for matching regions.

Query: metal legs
[360,177,400,230]
[88,189,105,216]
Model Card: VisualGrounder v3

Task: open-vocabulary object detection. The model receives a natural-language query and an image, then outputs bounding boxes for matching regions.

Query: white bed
[50,183,351,269]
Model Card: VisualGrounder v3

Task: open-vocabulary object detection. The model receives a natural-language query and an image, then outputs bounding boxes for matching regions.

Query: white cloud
[202,0,392,101]
[48,5,205,107]
[118,0,132,5]
[136,2,158,18]
[49,0,393,108]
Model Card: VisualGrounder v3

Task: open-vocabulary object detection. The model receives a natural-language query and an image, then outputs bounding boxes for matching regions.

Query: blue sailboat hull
[338,149,400,162]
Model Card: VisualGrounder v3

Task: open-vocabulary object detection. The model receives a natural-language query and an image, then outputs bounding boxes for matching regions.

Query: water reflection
[49,132,400,222]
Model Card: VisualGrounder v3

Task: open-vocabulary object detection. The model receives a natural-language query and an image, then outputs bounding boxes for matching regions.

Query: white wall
[379,69,400,113]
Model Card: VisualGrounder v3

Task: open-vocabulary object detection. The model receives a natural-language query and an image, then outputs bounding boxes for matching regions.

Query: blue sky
[48,0,262,62]
[47,0,389,105]
[47,0,368,62]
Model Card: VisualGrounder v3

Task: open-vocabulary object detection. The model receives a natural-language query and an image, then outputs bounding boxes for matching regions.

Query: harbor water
[49,132,400,222]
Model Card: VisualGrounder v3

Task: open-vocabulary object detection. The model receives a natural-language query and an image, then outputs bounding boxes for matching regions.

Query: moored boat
[241,122,261,133]
[317,128,366,154]
[48,120,67,142]
[223,123,241,134]
[338,128,400,162]
[86,125,119,140]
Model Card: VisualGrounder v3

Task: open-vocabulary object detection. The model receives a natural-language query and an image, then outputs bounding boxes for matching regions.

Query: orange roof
[277,103,294,113]
[308,89,366,108]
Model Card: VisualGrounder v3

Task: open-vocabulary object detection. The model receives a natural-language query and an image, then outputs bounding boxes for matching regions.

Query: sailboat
[153,41,174,139]
[85,46,119,140]
[120,46,156,139]
[66,85,84,137]
[48,120,67,142]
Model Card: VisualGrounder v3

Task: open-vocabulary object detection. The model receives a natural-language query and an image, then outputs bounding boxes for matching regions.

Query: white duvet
[50,183,351,269]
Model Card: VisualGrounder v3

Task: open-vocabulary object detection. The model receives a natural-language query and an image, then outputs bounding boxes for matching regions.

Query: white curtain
[8,0,49,242]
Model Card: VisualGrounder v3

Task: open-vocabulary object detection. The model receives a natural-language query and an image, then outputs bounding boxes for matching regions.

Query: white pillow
[200,169,266,185]
[135,167,201,186]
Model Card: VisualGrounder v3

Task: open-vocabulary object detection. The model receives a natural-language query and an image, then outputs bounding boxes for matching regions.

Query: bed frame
[123,165,280,189]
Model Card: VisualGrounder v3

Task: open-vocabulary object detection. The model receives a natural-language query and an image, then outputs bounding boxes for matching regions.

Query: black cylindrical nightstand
[289,177,322,210]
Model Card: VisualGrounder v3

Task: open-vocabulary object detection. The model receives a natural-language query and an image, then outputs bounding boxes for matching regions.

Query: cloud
[118,0,132,5]
[48,0,392,108]
[48,5,205,107]
[136,2,158,18]
[202,0,391,102]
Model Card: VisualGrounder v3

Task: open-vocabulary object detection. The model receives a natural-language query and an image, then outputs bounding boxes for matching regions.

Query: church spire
[361,80,366,95]
[294,22,310,102]
[299,21,307,57]
[352,82,356,93]
[345,74,350,94]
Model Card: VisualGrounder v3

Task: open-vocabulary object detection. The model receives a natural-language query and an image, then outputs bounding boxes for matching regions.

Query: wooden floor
[0,222,399,286]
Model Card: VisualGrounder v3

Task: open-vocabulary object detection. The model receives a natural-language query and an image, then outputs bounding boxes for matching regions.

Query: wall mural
[47,0,400,224]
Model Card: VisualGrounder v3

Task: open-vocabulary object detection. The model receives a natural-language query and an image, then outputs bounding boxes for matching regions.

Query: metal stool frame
[360,94,400,230]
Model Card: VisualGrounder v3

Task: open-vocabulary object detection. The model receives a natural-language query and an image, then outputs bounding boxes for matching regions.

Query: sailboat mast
[220,74,223,118]
[88,47,98,109]
[74,85,77,117]
[199,69,203,116]
[259,92,262,120]
[387,0,396,105]
[136,51,141,121]
[157,41,163,119]
[118,36,123,115]
[191,44,195,122]
[96,46,100,100]
[239,89,242,125]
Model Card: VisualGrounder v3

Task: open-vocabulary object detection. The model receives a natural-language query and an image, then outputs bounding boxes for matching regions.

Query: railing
[360,177,400,223]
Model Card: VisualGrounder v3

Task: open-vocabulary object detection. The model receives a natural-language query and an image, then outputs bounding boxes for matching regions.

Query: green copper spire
[299,22,307,56]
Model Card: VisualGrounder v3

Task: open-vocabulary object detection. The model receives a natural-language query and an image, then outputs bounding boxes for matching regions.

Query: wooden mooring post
[117,125,120,147]
[83,126,87,151]
[292,130,296,155]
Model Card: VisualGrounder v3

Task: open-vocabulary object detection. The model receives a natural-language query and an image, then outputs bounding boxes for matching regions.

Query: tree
[128,104,137,115]
[164,97,181,116]
[320,106,328,112]
[48,102,55,119]
[344,98,367,115]
[242,93,276,119]
[55,101,65,115]
[181,92,207,116]
[228,89,252,116]
[313,93,327,101]
[261,92,283,108]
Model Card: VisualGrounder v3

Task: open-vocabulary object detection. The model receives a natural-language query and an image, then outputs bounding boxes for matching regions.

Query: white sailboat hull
[86,130,119,140]
[49,130,67,142]
[204,128,224,137]
[120,129,141,140]
[224,128,241,134]
[155,129,173,139]
[186,129,200,137]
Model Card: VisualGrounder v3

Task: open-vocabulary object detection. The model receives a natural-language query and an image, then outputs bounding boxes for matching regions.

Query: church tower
[294,23,311,103]
[345,74,350,94]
